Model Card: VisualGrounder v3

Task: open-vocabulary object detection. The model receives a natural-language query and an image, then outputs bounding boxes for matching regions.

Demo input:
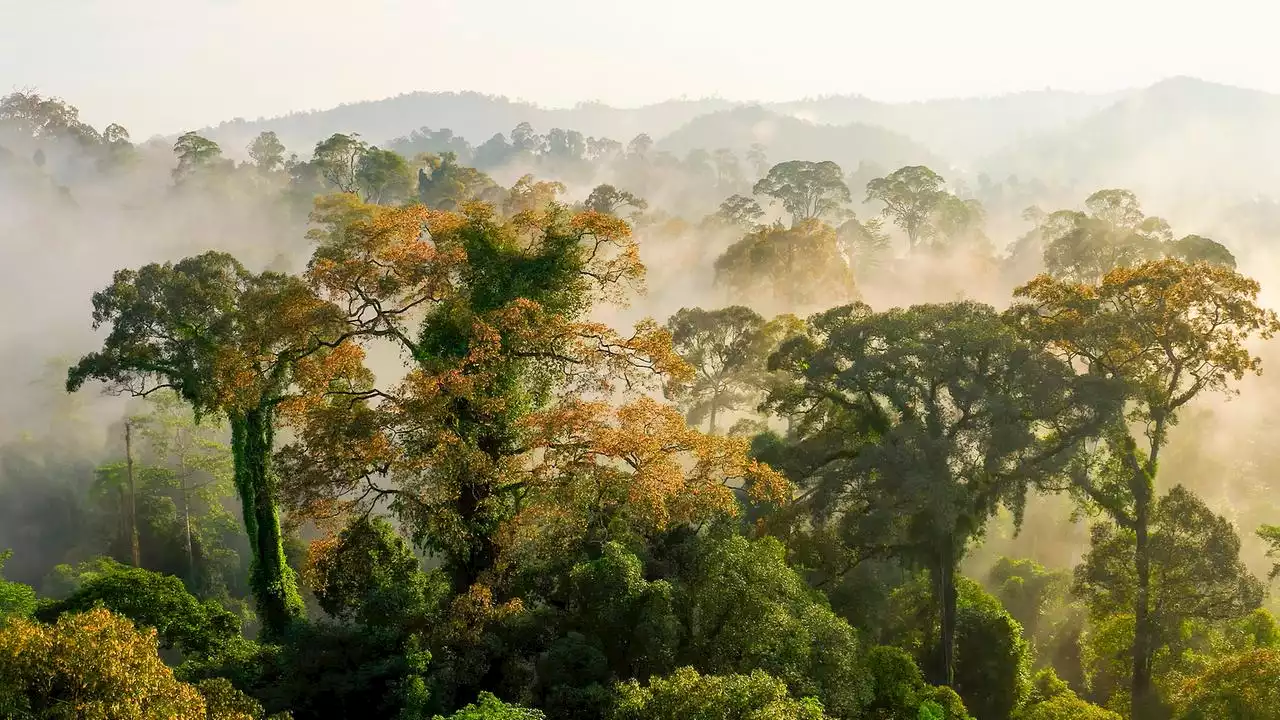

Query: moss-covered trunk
[230,404,304,638]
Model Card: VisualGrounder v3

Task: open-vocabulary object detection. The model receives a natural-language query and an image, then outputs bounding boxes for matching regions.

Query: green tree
[1009,259,1280,717]
[355,147,414,204]
[673,534,871,718]
[584,184,647,216]
[752,160,851,224]
[711,194,765,230]
[865,166,947,253]
[312,133,369,193]
[664,306,769,433]
[767,301,1108,688]
[613,667,830,720]
[66,252,352,638]
[1016,668,1120,720]
[247,131,286,174]
[0,551,36,621]
[1073,485,1264,709]
[714,220,857,308]
[173,132,225,183]
[34,562,239,658]
[433,692,545,719]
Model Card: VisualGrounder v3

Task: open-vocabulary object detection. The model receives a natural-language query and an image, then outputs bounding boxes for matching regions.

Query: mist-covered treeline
[3,86,1280,720]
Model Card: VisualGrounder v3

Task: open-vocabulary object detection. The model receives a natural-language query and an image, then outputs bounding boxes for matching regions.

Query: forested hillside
[3,84,1280,720]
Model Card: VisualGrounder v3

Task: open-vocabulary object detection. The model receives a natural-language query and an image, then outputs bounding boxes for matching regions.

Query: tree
[671,534,870,718]
[712,194,764,229]
[664,306,769,433]
[1166,234,1237,268]
[416,152,499,210]
[312,132,369,193]
[355,147,414,204]
[747,143,769,178]
[172,132,224,183]
[836,215,892,280]
[752,160,851,224]
[1039,190,1235,284]
[714,220,857,308]
[613,667,831,720]
[0,551,36,621]
[1009,259,1280,717]
[66,252,353,637]
[1017,668,1121,720]
[433,692,545,719]
[33,562,240,658]
[767,301,1110,688]
[863,645,971,719]
[247,131,286,174]
[0,608,209,719]
[584,184,647,216]
[1073,485,1264,706]
[1171,649,1280,720]
[712,148,745,190]
[504,174,566,217]
[865,166,947,252]
[282,202,782,592]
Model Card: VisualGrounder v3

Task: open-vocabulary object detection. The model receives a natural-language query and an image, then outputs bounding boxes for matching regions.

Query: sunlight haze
[2,0,1275,136]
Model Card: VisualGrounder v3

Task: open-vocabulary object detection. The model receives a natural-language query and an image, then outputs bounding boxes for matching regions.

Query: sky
[2,0,1276,138]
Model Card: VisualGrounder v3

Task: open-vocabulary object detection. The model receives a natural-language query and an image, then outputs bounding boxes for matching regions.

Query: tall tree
[65,252,353,637]
[714,220,857,308]
[752,161,851,224]
[282,201,783,591]
[664,306,769,433]
[767,301,1110,688]
[312,132,369,193]
[247,131,286,174]
[865,166,947,253]
[1074,484,1264,709]
[583,184,647,216]
[172,132,224,183]
[1008,259,1280,717]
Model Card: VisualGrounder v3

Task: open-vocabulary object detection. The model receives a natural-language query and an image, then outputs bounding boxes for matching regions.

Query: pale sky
[1,0,1275,138]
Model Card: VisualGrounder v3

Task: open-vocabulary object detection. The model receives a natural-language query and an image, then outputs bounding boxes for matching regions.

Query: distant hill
[980,77,1280,202]
[772,89,1129,164]
[199,92,736,158]
[656,106,945,176]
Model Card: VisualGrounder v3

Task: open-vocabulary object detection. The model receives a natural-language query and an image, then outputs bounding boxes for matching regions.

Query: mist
[4,68,1280,718]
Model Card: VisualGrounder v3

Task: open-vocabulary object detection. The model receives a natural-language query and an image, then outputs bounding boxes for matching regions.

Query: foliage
[768,300,1107,687]
[1171,649,1280,719]
[714,220,857,308]
[752,160,851,224]
[432,691,545,719]
[664,306,770,432]
[1010,259,1280,715]
[0,608,209,719]
[1015,668,1120,720]
[34,561,240,657]
[0,551,36,621]
[863,645,972,720]
[672,533,871,718]
[613,666,830,719]
[865,165,947,252]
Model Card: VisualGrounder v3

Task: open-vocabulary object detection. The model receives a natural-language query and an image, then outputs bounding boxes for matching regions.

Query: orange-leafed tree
[278,198,789,592]
[0,607,228,719]
[1009,259,1280,717]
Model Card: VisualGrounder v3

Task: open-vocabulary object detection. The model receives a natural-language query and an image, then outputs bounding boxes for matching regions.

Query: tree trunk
[125,421,141,567]
[935,539,958,688]
[230,405,304,639]
[708,390,719,435]
[1131,486,1155,718]
[177,427,194,588]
